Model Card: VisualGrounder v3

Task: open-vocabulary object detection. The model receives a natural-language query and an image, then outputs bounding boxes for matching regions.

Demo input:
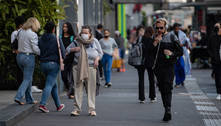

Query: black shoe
[181,82,184,86]
[104,83,109,88]
[163,108,172,122]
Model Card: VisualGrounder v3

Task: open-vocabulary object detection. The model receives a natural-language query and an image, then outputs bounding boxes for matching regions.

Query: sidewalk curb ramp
[0,104,37,126]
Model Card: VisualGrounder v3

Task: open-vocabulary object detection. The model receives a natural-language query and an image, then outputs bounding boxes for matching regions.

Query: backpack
[128,42,144,66]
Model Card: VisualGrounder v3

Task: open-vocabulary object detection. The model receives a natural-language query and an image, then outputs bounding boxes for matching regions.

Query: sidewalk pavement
[0,91,16,110]
[11,64,206,126]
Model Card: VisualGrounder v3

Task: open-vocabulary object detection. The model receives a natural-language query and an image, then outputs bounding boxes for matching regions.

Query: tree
[0,0,65,89]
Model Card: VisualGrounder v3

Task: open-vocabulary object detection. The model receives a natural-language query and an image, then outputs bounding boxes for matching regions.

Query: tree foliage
[0,0,65,89]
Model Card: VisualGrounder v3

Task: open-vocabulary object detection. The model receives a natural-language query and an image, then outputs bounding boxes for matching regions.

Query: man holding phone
[152,18,183,122]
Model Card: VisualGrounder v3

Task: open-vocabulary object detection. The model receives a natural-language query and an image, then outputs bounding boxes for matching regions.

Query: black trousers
[61,64,75,96]
[213,64,221,94]
[154,65,174,108]
[98,60,103,77]
[136,66,156,101]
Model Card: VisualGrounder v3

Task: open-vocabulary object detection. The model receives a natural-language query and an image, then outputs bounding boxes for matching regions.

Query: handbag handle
[56,36,64,71]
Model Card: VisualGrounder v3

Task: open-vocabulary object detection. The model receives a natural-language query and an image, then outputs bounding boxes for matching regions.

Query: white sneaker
[150,98,157,103]
[216,94,221,100]
[31,86,42,93]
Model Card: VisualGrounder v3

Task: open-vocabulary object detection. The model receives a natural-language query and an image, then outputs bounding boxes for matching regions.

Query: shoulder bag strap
[56,36,64,71]
[152,42,161,70]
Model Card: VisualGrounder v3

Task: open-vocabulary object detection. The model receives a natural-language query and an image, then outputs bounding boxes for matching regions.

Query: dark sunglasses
[156,27,164,30]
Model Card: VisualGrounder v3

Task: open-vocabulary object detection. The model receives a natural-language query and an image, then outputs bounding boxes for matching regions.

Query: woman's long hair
[62,22,75,39]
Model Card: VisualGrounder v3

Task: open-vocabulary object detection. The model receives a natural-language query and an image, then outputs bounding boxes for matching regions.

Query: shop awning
[113,0,163,4]
[171,1,221,10]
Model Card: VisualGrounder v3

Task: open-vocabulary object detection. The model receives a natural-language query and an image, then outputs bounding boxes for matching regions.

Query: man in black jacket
[152,18,183,122]
[208,22,221,100]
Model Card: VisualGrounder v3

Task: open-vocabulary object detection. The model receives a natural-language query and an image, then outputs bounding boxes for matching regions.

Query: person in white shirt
[11,16,42,93]
[14,17,41,105]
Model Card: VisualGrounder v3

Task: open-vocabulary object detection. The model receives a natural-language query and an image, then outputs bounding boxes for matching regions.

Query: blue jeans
[40,62,61,107]
[15,53,35,103]
[102,53,113,83]
[175,56,185,85]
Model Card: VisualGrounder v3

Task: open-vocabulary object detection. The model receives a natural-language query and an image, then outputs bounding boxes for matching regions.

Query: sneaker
[174,85,180,88]
[89,111,96,116]
[68,95,75,99]
[70,110,80,116]
[14,99,25,105]
[150,98,157,103]
[57,104,65,112]
[139,100,145,104]
[181,82,185,86]
[104,84,109,88]
[32,86,42,93]
[39,105,49,113]
[107,82,112,87]
[216,94,221,100]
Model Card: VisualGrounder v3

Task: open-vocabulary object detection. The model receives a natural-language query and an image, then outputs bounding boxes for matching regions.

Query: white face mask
[81,34,89,40]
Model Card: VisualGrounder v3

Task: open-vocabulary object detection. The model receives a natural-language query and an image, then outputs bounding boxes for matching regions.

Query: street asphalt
[14,65,205,126]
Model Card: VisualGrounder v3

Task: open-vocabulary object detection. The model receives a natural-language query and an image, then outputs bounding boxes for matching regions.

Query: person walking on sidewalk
[14,17,41,105]
[38,22,65,113]
[172,23,188,88]
[60,22,76,99]
[95,24,104,79]
[67,25,103,116]
[140,26,157,103]
[99,29,118,88]
[208,22,221,100]
[132,25,146,103]
[11,16,25,89]
[114,30,126,72]
[152,18,183,122]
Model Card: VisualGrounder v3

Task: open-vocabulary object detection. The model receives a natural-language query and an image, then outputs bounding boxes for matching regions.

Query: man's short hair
[173,23,181,29]
[15,16,25,28]
[97,24,103,29]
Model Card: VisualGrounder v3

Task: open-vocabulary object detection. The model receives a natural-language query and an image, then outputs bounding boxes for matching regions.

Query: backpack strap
[73,40,78,47]
[70,35,74,43]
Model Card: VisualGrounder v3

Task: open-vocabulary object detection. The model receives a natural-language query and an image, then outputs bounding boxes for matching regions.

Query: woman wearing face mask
[99,29,118,88]
[208,22,221,100]
[66,25,103,116]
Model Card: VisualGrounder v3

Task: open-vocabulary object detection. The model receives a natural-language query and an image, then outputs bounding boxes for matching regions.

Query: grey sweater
[99,37,118,56]
[66,38,103,66]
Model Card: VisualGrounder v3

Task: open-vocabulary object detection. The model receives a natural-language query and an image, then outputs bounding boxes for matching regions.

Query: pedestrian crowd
[10,15,221,122]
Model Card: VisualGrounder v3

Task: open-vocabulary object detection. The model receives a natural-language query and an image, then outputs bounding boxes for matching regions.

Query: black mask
[214,26,219,33]
[104,36,109,38]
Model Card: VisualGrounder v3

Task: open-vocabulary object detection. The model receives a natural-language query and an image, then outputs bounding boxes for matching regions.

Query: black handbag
[11,39,18,50]
[11,30,21,50]
[63,52,76,65]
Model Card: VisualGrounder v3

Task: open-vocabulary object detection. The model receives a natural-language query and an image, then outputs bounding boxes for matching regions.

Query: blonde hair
[22,17,40,32]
